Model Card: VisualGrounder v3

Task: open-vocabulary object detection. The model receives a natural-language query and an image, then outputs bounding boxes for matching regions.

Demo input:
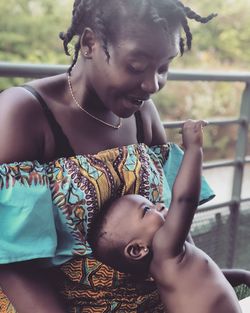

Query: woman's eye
[128,64,146,74]
[143,206,151,216]
[158,64,169,75]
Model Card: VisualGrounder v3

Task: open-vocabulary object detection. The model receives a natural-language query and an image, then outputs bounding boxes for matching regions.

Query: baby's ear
[124,240,149,261]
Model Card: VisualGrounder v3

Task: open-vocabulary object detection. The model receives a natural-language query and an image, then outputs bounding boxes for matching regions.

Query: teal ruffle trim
[0,144,215,266]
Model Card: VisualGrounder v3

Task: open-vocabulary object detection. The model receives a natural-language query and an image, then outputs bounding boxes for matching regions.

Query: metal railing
[163,71,250,268]
[1,62,250,268]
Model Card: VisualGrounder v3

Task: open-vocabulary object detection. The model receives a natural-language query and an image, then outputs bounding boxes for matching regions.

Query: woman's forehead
[111,20,180,60]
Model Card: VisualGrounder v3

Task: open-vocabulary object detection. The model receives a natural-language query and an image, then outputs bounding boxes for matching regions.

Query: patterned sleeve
[0,144,215,267]
[0,161,57,264]
[0,160,82,266]
[149,143,215,208]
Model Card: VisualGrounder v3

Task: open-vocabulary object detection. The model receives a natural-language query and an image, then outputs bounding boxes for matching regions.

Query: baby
[88,120,245,313]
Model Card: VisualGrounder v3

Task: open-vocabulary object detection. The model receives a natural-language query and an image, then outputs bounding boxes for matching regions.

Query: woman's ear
[80,27,97,59]
[124,240,149,261]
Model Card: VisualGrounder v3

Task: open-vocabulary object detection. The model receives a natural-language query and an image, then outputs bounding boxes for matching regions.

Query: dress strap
[134,110,144,143]
[22,85,75,158]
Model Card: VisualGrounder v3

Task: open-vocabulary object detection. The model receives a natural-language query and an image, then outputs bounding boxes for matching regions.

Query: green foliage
[0,0,71,64]
[179,0,250,69]
[153,0,250,159]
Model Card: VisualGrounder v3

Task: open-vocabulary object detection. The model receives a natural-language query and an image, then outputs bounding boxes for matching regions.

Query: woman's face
[103,194,168,248]
[87,20,180,118]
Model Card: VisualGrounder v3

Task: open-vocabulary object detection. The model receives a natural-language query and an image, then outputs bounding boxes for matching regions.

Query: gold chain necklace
[67,74,122,129]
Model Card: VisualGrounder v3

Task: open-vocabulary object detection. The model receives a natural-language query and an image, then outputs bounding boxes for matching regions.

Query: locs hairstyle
[60,0,217,74]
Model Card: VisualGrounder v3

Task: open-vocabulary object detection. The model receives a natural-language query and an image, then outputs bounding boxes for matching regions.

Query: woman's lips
[126,95,149,107]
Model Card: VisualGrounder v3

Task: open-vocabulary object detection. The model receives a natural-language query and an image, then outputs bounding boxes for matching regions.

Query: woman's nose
[141,73,160,94]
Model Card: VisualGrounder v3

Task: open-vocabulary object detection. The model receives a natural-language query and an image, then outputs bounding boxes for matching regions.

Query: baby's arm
[152,120,206,258]
[0,262,66,313]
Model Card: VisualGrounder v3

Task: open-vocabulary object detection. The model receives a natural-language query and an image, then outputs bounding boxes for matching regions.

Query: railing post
[227,82,250,267]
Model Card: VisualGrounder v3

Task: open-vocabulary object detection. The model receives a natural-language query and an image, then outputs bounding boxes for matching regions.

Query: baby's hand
[182,120,207,149]
[242,270,250,287]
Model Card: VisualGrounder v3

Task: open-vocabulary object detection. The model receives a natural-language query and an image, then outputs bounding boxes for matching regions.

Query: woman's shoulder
[0,86,47,163]
[0,85,44,112]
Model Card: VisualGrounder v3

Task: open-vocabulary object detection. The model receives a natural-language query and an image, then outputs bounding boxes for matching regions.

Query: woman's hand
[242,270,250,287]
[0,263,67,313]
[222,269,250,287]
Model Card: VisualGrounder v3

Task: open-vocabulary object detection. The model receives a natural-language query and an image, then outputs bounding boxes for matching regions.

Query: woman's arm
[0,263,67,313]
[0,89,66,312]
[222,269,250,287]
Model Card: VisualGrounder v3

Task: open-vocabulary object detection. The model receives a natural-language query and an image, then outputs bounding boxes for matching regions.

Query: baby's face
[106,195,168,246]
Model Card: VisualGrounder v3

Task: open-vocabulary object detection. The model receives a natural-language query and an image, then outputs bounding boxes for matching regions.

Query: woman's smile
[122,95,149,109]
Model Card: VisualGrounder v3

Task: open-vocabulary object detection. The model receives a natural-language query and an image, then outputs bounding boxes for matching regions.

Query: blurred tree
[1,0,249,69]
[0,0,72,88]
[152,0,250,159]
[176,0,250,69]
[0,0,71,64]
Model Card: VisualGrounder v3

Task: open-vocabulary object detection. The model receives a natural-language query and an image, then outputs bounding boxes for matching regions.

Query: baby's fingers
[179,120,209,134]
[200,120,209,128]
[192,120,209,132]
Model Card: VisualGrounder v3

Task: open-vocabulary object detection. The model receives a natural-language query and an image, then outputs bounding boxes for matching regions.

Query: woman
[0,0,216,312]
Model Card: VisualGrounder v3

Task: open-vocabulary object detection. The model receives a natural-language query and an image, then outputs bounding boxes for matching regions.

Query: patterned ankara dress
[0,143,214,313]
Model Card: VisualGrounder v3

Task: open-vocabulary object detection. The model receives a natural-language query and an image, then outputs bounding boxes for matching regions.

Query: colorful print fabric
[0,143,214,312]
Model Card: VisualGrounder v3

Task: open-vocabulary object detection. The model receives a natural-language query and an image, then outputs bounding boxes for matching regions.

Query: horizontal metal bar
[163,118,244,129]
[1,62,250,82]
[0,62,67,78]
[198,197,250,213]
[203,156,250,169]
[241,198,250,203]
[168,70,250,82]
[198,201,234,213]
[203,160,239,170]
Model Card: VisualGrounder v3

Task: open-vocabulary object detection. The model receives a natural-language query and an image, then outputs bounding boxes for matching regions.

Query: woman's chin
[114,98,145,118]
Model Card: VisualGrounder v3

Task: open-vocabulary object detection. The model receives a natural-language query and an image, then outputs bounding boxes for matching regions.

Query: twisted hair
[60,0,217,73]
[59,0,94,73]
